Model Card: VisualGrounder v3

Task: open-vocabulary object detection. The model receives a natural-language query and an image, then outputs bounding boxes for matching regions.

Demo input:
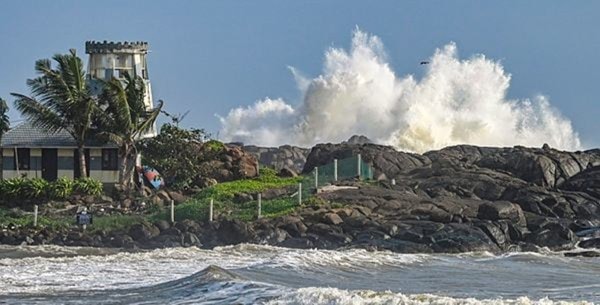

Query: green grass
[158,167,304,222]
[158,197,299,222]
[0,208,71,230]
[90,214,145,232]
[0,207,145,232]
[194,167,302,202]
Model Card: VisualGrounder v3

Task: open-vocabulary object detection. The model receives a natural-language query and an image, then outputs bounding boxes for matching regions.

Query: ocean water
[0,244,598,304]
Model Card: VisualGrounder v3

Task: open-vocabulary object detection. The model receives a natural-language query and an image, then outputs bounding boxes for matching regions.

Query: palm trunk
[119,149,129,188]
[78,146,87,178]
[119,143,138,190]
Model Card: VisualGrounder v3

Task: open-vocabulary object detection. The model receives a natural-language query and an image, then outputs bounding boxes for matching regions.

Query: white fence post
[33,205,38,227]
[314,167,319,189]
[298,183,302,205]
[209,199,214,222]
[257,193,262,219]
[357,154,362,180]
[334,159,338,181]
[170,200,175,224]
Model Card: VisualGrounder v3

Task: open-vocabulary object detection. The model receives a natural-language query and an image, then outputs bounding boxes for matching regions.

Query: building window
[15,148,30,170]
[101,149,118,170]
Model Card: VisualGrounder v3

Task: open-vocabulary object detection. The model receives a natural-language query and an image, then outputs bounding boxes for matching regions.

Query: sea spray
[218,29,581,153]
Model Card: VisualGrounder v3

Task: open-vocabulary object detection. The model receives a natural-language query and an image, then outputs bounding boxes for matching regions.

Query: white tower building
[85,41,154,111]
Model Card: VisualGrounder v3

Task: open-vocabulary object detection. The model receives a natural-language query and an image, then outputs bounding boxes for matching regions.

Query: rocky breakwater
[287,143,600,253]
[4,143,600,254]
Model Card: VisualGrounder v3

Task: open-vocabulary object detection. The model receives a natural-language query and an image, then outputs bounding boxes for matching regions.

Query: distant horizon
[1,1,598,150]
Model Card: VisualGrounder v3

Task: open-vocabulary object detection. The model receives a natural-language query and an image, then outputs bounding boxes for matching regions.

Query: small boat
[141,166,164,190]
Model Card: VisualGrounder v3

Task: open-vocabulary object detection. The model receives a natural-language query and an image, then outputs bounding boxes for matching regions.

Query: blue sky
[1,1,598,148]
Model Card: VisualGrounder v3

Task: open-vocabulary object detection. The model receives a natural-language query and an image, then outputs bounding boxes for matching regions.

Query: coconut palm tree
[0,98,9,141]
[96,73,163,188]
[11,49,95,178]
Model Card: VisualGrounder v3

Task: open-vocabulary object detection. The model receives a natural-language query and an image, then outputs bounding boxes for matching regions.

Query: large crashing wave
[218,29,581,153]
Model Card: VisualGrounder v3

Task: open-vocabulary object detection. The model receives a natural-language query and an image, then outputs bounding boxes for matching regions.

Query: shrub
[0,178,26,201]
[0,177,104,205]
[48,177,74,200]
[74,178,103,196]
[22,178,49,199]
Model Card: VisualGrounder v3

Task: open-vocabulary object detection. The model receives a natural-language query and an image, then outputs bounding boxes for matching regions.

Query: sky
[0,1,598,149]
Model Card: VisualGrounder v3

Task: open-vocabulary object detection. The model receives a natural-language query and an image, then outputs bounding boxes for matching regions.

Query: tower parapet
[85,40,155,137]
[85,41,149,54]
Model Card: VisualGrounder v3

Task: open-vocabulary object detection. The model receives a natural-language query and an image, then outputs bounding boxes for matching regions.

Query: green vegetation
[0,177,104,204]
[140,123,209,190]
[12,49,97,178]
[0,97,9,143]
[73,178,103,196]
[153,168,303,222]
[0,207,143,233]
[156,197,299,222]
[0,208,70,230]
[90,214,144,233]
[196,167,301,202]
[95,73,163,188]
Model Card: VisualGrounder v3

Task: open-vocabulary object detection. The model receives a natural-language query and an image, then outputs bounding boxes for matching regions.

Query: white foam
[218,29,581,153]
[266,288,593,305]
[0,244,427,295]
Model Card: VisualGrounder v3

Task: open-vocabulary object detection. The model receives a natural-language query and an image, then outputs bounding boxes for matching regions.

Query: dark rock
[167,190,187,204]
[278,237,314,249]
[323,213,344,225]
[150,234,182,248]
[154,220,171,232]
[242,145,310,172]
[278,166,298,178]
[343,135,373,145]
[175,219,201,233]
[303,142,430,180]
[478,201,525,225]
[217,219,255,244]
[129,223,160,241]
[579,238,600,249]
[564,251,600,257]
[526,222,577,250]
[182,232,201,247]
[109,235,135,248]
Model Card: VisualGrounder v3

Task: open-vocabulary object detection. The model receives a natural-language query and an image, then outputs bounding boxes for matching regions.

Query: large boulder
[426,145,600,188]
[477,201,526,225]
[217,219,255,244]
[560,166,600,198]
[129,222,160,241]
[240,144,310,172]
[302,143,430,180]
[196,144,259,183]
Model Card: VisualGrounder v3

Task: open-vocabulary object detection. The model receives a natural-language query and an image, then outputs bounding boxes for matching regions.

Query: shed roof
[0,122,116,148]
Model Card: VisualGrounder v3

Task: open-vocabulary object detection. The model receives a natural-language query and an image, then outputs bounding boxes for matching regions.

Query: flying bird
[420,61,430,65]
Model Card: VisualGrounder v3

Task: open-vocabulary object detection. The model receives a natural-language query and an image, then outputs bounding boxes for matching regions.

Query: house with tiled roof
[1,122,120,183]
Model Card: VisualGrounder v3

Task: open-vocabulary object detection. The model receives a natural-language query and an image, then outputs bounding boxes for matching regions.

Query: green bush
[74,178,103,196]
[0,178,26,200]
[47,177,74,200]
[22,178,49,199]
[0,177,105,204]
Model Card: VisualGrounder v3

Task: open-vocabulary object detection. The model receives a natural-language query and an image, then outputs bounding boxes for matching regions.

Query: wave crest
[218,29,581,153]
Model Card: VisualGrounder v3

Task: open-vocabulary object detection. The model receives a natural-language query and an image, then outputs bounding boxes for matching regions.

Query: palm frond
[11,93,66,133]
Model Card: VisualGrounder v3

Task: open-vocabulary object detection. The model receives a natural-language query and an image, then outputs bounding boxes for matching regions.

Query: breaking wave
[218,29,581,153]
[2,245,600,304]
